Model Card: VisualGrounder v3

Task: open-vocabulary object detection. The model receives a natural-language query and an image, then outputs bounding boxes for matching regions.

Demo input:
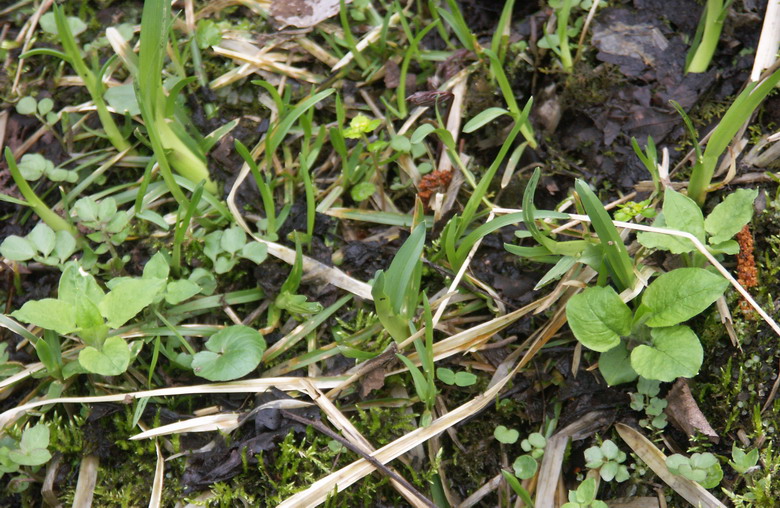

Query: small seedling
[16,154,78,183]
[729,444,759,475]
[685,0,734,73]
[494,425,519,444]
[521,432,547,459]
[562,477,608,508]
[613,199,656,223]
[629,378,668,429]
[203,225,268,274]
[584,439,630,483]
[15,96,58,126]
[73,196,131,257]
[436,367,477,387]
[666,452,723,488]
[0,424,52,476]
[0,223,77,266]
[190,325,266,381]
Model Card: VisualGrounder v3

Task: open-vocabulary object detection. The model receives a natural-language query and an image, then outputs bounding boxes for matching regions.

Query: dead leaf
[665,379,719,443]
[360,365,387,397]
[270,0,350,28]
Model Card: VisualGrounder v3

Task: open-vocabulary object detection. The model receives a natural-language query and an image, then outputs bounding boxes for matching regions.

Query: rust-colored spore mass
[417,170,453,204]
[736,224,758,316]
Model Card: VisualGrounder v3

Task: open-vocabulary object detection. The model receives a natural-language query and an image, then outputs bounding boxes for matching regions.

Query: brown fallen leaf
[665,379,719,443]
[270,0,351,28]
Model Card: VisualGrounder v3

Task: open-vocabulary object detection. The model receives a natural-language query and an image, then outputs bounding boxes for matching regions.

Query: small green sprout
[521,432,547,459]
[343,114,381,139]
[562,477,608,508]
[629,378,669,429]
[666,452,723,488]
[16,96,58,125]
[17,154,78,183]
[0,223,77,266]
[685,0,734,73]
[0,424,52,476]
[73,196,131,255]
[203,226,268,274]
[584,439,630,483]
[613,199,657,223]
[730,444,759,475]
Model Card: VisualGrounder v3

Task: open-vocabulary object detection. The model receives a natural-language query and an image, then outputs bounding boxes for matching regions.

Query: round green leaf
[1,235,36,261]
[78,336,131,376]
[494,425,519,444]
[191,325,266,381]
[390,134,412,152]
[436,367,456,385]
[17,153,47,181]
[598,342,638,386]
[37,97,54,116]
[104,83,141,115]
[630,326,703,382]
[454,371,477,387]
[513,455,538,480]
[566,286,632,352]
[240,241,268,264]
[16,96,37,115]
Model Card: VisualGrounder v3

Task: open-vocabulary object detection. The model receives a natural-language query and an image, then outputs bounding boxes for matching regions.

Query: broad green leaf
[99,278,166,328]
[214,256,235,274]
[191,325,266,381]
[637,213,695,254]
[410,124,436,144]
[165,280,201,305]
[436,367,456,385]
[28,223,56,257]
[463,107,509,133]
[239,242,268,264]
[630,326,703,382]
[97,197,117,222]
[12,299,76,334]
[58,263,104,307]
[220,226,246,254]
[513,455,538,480]
[17,153,46,180]
[104,83,141,115]
[78,336,131,376]
[598,342,638,386]
[708,239,739,255]
[663,187,705,243]
[37,98,53,116]
[566,286,632,352]
[350,181,376,201]
[8,424,51,466]
[705,188,758,244]
[454,371,477,386]
[143,252,170,280]
[641,268,728,327]
[73,196,99,222]
[0,235,36,261]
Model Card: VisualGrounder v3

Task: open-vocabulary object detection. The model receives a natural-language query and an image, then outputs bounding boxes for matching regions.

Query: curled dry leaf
[270,0,350,28]
[665,379,719,443]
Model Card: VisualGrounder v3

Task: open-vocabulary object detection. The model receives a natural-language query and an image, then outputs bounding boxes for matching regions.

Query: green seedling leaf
[396,354,433,409]
[143,252,170,280]
[240,242,268,264]
[350,181,376,201]
[730,444,759,474]
[502,470,535,505]
[28,223,56,257]
[220,226,246,254]
[8,424,51,466]
[165,280,201,305]
[410,124,436,144]
[17,153,47,180]
[641,268,728,327]
[1,235,36,261]
[16,96,38,116]
[99,277,166,328]
[12,299,76,334]
[275,292,323,315]
[705,188,758,244]
[104,83,141,115]
[195,19,222,48]
[598,341,638,386]
[59,262,104,307]
[73,196,99,223]
[630,326,703,382]
[566,286,632,352]
[527,432,546,449]
[374,223,425,315]
[37,97,53,116]
[661,187,706,247]
[513,455,538,480]
[191,325,266,381]
[78,336,131,376]
[437,367,456,385]
[390,135,412,152]
[40,12,87,36]
[494,425,519,444]
[462,107,509,133]
[454,371,477,386]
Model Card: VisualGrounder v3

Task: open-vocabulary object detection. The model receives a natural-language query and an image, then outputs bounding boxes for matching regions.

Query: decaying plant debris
[2,0,780,506]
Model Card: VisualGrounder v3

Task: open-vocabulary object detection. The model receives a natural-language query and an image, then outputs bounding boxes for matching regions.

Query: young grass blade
[491,0,517,64]
[521,168,558,253]
[574,180,635,291]
[235,139,276,236]
[437,0,478,53]
[381,223,426,315]
[685,0,735,73]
